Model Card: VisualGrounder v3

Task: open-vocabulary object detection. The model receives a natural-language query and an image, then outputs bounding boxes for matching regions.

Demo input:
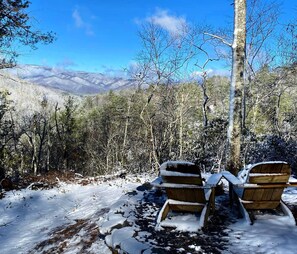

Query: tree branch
[204,32,232,47]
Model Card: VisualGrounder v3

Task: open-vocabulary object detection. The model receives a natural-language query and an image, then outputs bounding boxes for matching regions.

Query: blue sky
[18,0,297,75]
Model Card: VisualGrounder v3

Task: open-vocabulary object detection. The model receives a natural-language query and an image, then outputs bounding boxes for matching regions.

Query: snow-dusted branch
[204,32,232,47]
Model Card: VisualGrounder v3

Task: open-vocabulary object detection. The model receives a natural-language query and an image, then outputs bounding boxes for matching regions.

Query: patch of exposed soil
[30,219,99,254]
[30,208,110,254]
[1,170,130,195]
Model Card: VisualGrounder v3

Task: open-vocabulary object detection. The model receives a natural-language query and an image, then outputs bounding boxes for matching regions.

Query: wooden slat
[261,189,274,201]
[282,164,291,173]
[243,201,280,210]
[248,174,290,184]
[162,175,203,185]
[271,188,284,201]
[261,163,279,173]
[252,188,265,201]
[250,163,291,174]
[242,189,255,201]
[165,188,206,203]
[289,182,297,187]
[257,164,264,173]
[169,204,204,213]
[165,164,201,175]
[243,187,284,202]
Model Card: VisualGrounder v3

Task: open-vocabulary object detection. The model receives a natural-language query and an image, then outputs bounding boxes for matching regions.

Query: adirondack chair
[223,161,297,225]
[153,161,221,229]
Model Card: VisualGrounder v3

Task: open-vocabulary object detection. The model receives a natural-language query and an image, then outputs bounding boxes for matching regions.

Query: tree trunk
[122,100,131,165]
[47,127,51,172]
[32,133,38,176]
[179,94,184,159]
[201,72,209,128]
[227,0,246,175]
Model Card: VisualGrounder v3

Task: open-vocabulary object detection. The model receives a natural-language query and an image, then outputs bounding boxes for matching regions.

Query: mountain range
[5,65,138,95]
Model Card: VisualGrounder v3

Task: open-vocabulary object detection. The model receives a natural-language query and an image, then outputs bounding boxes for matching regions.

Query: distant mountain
[5,65,138,95]
[0,71,69,116]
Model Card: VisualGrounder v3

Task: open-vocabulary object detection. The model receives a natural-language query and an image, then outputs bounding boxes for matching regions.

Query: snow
[227,213,297,254]
[225,185,297,254]
[251,160,288,167]
[205,172,223,186]
[1,172,297,253]
[0,174,153,254]
[249,173,285,176]
[158,213,204,232]
[100,213,127,234]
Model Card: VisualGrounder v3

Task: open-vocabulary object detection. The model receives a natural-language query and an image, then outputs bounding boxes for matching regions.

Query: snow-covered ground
[0,174,153,254]
[226,188,297,254]
[1,173,297,254]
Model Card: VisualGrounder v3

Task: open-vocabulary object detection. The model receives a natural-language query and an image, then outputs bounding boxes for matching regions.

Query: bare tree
[133,22,196,170]
[243,0,281,129]
[205,1,281,132]
[189,26,220,128]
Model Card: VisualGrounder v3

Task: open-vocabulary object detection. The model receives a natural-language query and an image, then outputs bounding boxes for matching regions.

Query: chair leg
[199,205,209,228]
[229,184,234,207]
[238,199,253,225]
[156,199,171,223]
[280,200,296,225]
[210,187,215,214]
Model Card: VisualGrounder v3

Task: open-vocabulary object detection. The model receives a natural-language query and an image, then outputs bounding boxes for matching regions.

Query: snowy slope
[0,72,69,116]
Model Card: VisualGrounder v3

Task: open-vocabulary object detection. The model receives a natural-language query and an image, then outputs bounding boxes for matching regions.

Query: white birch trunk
[227,0,246,175]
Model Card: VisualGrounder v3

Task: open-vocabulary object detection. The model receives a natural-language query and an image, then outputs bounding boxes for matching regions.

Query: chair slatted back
[239,162,291,210]
[248,162,291,184]
[160,162,207,205]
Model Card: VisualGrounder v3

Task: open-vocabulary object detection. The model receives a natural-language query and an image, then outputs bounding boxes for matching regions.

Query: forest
[1,0,297,180]
[1,66,297,178]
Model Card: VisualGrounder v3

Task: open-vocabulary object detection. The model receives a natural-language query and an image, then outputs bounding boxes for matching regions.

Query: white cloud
[56,58,77,69]
[147,9,188,36]
[72,8,94,36]
[72,9,83,28]
[190,70,212,79]
[190,69,230,79]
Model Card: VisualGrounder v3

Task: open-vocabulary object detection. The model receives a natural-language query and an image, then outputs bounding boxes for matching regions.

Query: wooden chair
[223,161,297,225]
[153,161,221,229]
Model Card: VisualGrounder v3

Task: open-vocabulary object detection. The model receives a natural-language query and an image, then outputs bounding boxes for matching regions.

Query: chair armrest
[288,182,297,187]
[205,173,223,187]
[288,177,297,187]
[221,171,244,186]
[151,176,163,188]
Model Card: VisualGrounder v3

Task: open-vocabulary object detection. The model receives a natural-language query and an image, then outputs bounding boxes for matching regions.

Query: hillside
[0,71,69,116]
[5,65,138,95]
